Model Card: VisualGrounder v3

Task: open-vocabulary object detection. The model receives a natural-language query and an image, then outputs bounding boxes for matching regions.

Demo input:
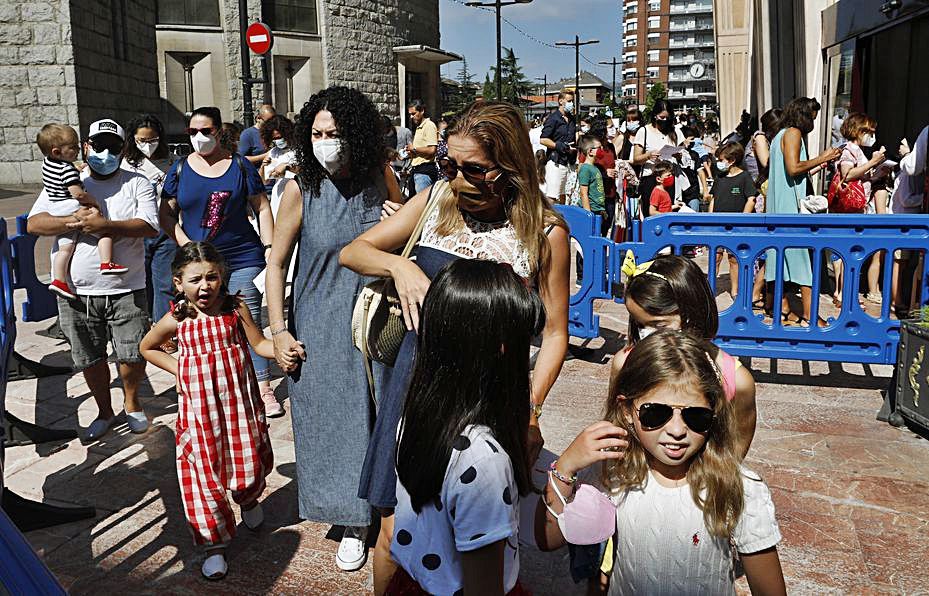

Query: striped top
[42,157,82,200]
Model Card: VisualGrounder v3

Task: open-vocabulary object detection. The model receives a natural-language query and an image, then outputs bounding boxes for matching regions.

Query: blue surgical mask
[86,148,119,175]
[716,160,730,173]
[273,138,288,149]
[563,101,575,114]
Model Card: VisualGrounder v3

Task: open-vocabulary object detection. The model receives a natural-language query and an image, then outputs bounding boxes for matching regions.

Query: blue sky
[438,0,623,89]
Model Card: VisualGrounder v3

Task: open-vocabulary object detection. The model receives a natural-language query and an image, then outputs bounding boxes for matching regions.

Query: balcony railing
[669,3,713,15]
[669,37,715,48]
[667,70,716,82]
[669,21,714,32]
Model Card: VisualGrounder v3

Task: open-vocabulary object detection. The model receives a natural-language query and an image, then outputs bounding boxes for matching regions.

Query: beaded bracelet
[270,327,289,336]
[549,459,577,485]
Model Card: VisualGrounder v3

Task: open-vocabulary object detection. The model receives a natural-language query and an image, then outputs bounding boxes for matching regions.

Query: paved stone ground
[3,186,929,594]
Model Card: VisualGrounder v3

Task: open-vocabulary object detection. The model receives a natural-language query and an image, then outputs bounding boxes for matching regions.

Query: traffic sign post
[246,22,273,55]
[237,0,275,126]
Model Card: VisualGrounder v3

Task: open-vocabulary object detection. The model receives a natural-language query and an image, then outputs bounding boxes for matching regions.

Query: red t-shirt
[649,186,672,214]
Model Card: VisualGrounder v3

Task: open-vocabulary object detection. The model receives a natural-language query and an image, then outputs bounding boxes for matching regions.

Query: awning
[393,45,462,65]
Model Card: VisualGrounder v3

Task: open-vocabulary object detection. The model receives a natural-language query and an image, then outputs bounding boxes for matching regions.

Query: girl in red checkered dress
[141,242,299,580]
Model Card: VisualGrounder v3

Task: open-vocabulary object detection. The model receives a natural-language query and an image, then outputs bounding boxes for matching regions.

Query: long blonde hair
[437,101,566,282]
[604,331,744,539]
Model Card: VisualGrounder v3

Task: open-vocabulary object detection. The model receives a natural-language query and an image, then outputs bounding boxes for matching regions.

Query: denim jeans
[227,265,269,382]
[145,233,176,322]
[413,173,433,194]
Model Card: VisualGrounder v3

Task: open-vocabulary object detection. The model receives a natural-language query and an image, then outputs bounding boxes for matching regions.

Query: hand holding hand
[527,419,544,466]
[66,207,108,234]
[273,332,306,372]
[558,421,628,478]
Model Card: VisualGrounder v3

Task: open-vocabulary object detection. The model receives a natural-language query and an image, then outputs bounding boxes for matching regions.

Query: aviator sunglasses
[635,403,714,433]
[437,156,500,184]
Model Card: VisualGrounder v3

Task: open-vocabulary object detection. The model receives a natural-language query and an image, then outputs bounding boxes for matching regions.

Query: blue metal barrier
[558,208,929,365]
[559,206,613,339]
[10,215,57,323]
[0,220,67,594]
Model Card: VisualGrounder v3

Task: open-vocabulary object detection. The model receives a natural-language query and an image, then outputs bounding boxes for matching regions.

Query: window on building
[647,67,659,78]
[649,0,661,11]
[647,32,660,42]
[648,16,660,29]
[624,53,636,63]
[626,21,637,32]
[624,38,636,47]
[262,0,319,34]
[647,50,660,62]
[156,0,221,26]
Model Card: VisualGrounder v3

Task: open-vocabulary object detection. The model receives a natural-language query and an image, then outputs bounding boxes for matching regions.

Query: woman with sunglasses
[539,330,786,596]
[159,106,280,416]
[339,100,570,594]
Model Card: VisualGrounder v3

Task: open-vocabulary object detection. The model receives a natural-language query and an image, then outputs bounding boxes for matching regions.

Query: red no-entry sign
[246,22,273,55]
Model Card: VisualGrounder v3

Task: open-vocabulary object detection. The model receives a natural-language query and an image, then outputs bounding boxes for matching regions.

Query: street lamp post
[599,57,620,106]
[555,35,599,124]
[465,0,533,101]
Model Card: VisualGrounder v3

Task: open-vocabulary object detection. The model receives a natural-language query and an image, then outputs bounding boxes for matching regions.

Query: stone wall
[69,0,161,131]
[321,0,440,115]
[220,0,269,125]
[0,1,78,184]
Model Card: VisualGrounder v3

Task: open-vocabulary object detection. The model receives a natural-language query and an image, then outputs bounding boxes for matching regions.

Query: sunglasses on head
[184,127,215,136]
[88,137,124,153]
[437,157,499,184]
[635,402,714,433]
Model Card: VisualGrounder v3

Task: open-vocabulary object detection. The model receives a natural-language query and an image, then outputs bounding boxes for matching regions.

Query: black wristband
[263,244,272,250]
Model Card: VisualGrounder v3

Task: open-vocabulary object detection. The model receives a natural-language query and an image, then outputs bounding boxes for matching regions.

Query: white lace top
[418,206,533,279]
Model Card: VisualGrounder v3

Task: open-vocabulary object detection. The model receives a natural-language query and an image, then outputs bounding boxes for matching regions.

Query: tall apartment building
[620,0,717,112]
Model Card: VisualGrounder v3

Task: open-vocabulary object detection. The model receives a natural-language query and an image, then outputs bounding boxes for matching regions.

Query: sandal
[751,298,765,314]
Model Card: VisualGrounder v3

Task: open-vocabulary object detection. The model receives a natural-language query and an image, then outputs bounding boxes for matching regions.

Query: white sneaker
[125,411,149,434]
[201,552,227,580]
[335,526,368,572]
[242,502,264,530]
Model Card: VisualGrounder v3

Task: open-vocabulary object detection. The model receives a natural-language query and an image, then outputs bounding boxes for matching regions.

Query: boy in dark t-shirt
[708,142,757,298]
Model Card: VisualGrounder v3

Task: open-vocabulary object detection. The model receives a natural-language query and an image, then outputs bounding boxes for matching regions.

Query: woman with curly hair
[265,86,393,573]
[339,100,570,593]
[258,115,298,213]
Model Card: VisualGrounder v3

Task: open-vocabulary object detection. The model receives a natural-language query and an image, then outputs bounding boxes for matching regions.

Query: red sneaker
[100,262,129,275]
[49,279,77,300]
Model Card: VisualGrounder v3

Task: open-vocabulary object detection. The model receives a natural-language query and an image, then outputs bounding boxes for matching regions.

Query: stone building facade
[0,0,454,185]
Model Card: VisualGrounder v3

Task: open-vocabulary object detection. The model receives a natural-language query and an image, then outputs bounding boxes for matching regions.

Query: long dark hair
[624,254,718,343]
[122,113,168,167]
[396,260,545,512]
[260,114,295,148]
[778,97,821,135]
[760,108,782,141]
[170,242,238,321]
[293,86,388,194]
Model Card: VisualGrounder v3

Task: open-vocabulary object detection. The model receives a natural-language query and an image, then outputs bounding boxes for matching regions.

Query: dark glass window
[262,0,319,34]
[157,0,221,27]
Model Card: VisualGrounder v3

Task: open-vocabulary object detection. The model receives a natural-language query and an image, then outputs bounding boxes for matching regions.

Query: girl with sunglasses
[539,331,786,595]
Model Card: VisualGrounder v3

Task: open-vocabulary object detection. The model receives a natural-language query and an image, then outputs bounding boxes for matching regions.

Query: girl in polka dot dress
[539,331,786,595]
[389,260,544,595]
[141,242,300,580]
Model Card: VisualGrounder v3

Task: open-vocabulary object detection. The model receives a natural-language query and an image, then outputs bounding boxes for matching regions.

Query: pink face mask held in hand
[544,475,616,545]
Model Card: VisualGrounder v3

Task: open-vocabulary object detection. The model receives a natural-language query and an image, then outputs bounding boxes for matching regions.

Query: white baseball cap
[88,119,125,140]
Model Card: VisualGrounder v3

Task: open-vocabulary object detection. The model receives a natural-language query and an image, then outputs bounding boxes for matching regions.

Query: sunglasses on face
[184,127,215,136]
[635,402,714,433]
[88,137,124,153]
[437,157,499,184]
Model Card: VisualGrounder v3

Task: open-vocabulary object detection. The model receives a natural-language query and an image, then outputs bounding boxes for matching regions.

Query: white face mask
[626,121,640,133]
[190,132,217,155]
[638,325,659,340]
[580,125,590,134]
[716,160,730,173]
[313,138,347,175]
[273,138,288,149]
[136,139,158,158]
[860,134,875,148]
[563,101,575,114]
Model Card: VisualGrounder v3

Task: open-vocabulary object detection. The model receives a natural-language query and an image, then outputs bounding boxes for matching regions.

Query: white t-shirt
[892,125,928,215]
[633,124,677,177]
[120,156,172,197]
[28,170,159,295]
[529,126,545,155]
[392,424,520,595]
[607,467,781,596]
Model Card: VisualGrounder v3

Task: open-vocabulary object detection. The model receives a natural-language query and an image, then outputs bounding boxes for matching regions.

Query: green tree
[643,81,668,121]
[482,72,495,101]
[454,56,477,110]
[487,47,533,105]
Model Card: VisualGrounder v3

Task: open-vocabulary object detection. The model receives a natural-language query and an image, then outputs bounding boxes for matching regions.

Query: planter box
[895,320,929,432]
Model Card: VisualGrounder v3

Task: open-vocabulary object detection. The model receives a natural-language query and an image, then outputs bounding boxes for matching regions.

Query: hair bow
[621,251,667,281]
